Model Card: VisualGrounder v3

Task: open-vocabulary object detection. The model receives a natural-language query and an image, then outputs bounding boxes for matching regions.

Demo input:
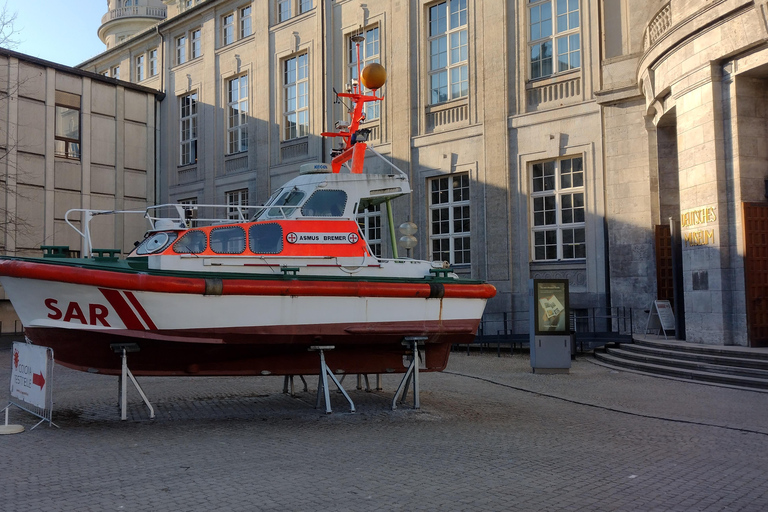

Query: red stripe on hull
[24,324,467,376]
[99,288,145,330]
[0,259,496,299]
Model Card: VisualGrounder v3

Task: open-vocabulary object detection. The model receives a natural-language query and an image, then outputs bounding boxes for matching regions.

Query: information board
[645,300,676,339]
[11,342,49,409]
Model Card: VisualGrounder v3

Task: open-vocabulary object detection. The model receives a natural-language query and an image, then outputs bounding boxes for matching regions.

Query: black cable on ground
[444,370,768,438]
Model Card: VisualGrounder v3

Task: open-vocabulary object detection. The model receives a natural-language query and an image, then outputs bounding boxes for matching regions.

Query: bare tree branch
[0,2,18,50]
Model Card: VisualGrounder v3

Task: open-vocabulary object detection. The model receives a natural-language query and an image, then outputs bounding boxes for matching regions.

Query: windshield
[264,187,306,219]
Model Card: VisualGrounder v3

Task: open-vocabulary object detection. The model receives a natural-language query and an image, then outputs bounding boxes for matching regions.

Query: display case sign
[533,279,570,335]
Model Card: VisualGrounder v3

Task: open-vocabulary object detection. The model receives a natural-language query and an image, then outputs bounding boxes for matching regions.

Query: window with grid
[277,0,291,22]
[178,198,198,227]
[348,26,380,120]
[179,92,198,166]
[227,75,248,154]
[191,29,202,59]
[240,6,252,38]
[528,0,580,80]
[54,106,80,159]
[531,156,585,261]
[428,0,468,105]
[299,0,313,14]
[429,173,470,265]
[222,14,235,46]
[357,204,382,257]
[149,49,158,76]
[227,189,250,220]
[283,54,309,140]
[135,55,144,82]
[175,35,186,65]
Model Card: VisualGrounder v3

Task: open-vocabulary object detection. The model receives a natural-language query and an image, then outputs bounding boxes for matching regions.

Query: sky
[6,0,107,67]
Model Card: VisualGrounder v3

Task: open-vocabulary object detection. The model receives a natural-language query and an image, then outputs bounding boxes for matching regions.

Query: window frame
[222,13,235,46]
[227,74,249,155]
[226,189,250,220]
[179,92,198,166]
[530,155,586,262]
[283,53,309,141]
[240,5,252,38]
[427,0,469,105]
[191,28,202,59]
[149,48,158,77]
[135,54,145,82]
[175,34,187,65]
[357,204,382,257]
[428,173,471,266]
[54,104,81,160]
[527,0,581,81]
[348,26,381,120]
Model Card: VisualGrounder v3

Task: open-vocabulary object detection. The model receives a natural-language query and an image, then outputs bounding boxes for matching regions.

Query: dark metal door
[744,203,768,347]
[655,225,674,305]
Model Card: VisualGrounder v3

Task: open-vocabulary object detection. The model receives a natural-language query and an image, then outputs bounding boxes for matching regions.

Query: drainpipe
[155,25,165,205]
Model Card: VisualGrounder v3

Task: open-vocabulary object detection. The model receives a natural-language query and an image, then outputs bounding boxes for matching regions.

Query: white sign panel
[10,342,49,409]
[286,232,359,244]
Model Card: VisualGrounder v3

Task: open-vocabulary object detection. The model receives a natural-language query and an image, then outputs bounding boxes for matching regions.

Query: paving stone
[1,348,768,510]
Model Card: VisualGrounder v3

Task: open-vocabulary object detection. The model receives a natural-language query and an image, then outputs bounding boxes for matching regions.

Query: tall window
[348,26,380,120]
[135,55,145,82]
[299,0,313,14]
[531,156,585,261]
[428,0,468,105]
[176,35,187,65]
[227,189,249,220]
[111,65,120,79]
[149,49,158,77]
[54,104,80,160]
[529,0,580,80]
[240,6,252,38]
[227,75,249,154]
[429,174,470,265]
[180,92,198,166]
[222,13,235,45]
[277,0,291,22]
[283,54,309,140]
[357,204,382,257]
[191,29,202,59]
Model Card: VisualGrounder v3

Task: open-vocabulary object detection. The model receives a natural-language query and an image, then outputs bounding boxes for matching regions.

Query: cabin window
[249,223,283,254]
[210,226,246,254]
[302,190,347,217]
[173,230,208,254]
[267,188,305,218]
[136,232,178,255]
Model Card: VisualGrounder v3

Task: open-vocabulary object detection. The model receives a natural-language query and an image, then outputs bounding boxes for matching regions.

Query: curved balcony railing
[643,2,672,51]
[101,6,167,25]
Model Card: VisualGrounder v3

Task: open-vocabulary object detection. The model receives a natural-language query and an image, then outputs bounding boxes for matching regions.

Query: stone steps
[593,339,768,391]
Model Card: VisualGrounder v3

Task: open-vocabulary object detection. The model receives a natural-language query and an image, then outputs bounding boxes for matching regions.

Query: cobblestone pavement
[2,344,768,511]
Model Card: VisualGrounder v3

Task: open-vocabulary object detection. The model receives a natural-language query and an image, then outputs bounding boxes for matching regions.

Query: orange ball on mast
[360,63,387,91]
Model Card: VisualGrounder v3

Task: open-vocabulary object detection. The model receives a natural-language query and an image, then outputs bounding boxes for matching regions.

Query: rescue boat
[0,49,495,378]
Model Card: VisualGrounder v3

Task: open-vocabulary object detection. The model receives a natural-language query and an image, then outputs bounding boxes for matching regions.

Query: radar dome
[361,63,387,91]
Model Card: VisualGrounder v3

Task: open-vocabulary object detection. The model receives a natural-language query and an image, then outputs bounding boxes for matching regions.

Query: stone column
[674,63,731,344]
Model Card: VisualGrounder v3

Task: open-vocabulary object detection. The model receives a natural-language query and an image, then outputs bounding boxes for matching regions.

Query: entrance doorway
[744,202,768,347]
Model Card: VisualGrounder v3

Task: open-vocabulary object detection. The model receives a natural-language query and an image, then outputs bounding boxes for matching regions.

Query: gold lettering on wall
[681,206,717,248]
[681,207,717,228]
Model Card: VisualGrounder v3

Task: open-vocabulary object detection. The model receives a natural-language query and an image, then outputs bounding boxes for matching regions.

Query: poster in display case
[533,279,570,335]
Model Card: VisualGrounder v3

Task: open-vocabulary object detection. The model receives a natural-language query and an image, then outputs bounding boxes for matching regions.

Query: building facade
[72,0,768,347]
[0,49,160,331]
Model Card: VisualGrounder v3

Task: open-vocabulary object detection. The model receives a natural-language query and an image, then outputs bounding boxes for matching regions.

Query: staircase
[593,338,768,391]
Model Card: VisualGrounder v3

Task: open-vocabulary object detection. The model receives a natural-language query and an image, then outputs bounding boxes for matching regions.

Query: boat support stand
[282,375,308,396]
[112,344,155,421]
[309,345,355,414]
[392,337,428,410]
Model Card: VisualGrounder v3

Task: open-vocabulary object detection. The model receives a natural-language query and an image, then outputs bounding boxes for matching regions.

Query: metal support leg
[310,346,355,414]
[112,344,155,421]
[376,374,382,391]
[392,337,427,410]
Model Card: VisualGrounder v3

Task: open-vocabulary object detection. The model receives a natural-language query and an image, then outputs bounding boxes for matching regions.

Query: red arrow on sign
[32,372,45,389]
